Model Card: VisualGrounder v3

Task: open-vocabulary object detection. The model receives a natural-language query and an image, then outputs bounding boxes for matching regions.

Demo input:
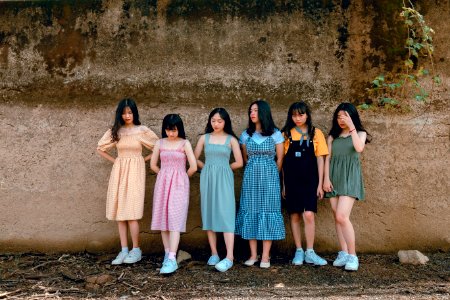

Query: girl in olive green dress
[324,102,370,272]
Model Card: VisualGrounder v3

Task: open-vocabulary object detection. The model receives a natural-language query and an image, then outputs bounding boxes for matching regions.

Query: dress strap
[205,133,210,145]
[159,139,164,149]
[177,140,187,151]
[225,135,232,146]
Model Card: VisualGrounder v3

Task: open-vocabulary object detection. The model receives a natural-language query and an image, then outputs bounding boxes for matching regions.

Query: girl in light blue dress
[235,99,286,269]
[194,108,243,272]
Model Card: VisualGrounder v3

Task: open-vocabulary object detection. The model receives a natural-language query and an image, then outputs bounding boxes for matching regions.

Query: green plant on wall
[362,0,441,109]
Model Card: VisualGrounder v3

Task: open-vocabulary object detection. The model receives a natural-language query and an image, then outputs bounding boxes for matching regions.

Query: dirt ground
[0,251,449,299]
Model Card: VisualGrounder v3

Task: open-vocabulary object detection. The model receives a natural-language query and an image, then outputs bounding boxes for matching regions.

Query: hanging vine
[362,0,441,109]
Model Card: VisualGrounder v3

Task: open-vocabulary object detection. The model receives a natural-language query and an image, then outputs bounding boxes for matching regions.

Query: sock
[296,248,303,252]
[132,247,140,252]
[121,247,129,253]
[306,248,314,252]
[165,248,170,254]
[168,252,176,260]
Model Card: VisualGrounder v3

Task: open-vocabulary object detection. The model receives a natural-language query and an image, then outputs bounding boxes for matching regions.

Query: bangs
[164,123,178,130]
[292,107,307,115]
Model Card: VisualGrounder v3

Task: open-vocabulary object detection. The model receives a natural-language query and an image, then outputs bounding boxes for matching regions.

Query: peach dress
[97,125,158,221]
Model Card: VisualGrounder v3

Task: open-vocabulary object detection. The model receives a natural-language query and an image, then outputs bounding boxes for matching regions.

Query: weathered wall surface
[0,0,449,254]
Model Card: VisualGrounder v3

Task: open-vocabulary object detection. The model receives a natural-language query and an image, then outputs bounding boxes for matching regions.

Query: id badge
[295,151,302,157]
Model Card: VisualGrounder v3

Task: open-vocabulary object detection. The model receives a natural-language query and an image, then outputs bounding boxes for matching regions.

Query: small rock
[96,274,114,284]
[85,275,98,284]
[85,274,114,285]
[274,283,285,288]
[85,282,100,290]
[398,250,429,265]
[177,250,192,264]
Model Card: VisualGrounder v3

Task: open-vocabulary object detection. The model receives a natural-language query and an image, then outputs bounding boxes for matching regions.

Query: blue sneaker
[215,258,233,272]
[160,258,178,274]
[305,249,327,266]
[207,255,220,266]
[292,249,304,265]
[111,251,129,265]
[333,251,349,267]
[344,254,359,271]
[123,248,142,264]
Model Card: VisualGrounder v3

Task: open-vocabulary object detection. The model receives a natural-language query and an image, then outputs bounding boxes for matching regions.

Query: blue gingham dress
[235,130,286,240]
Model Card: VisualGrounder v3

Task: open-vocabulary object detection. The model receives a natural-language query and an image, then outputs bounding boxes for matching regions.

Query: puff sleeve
[139,126,158,150]
[239,130,250,145]
[272,130,285,144]
[97,129,117,152]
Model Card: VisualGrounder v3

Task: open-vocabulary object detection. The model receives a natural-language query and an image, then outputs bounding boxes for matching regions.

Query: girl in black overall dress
[282,101,329,266]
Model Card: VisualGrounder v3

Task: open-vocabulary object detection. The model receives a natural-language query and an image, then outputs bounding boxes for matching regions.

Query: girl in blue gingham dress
[235,99,285,268]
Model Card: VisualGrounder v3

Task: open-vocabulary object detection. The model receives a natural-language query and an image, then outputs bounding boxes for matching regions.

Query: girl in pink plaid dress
[150,114,197,274]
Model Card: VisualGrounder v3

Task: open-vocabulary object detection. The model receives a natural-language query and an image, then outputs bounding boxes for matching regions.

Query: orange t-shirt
[283,128,329,157]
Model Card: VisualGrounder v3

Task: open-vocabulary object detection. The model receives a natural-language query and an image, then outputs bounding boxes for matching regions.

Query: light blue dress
[235,130,286,240]
[200,134,235,232]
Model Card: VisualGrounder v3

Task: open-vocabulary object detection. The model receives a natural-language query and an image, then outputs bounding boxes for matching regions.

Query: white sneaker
[123,248,142,264]
[111,251,129,265]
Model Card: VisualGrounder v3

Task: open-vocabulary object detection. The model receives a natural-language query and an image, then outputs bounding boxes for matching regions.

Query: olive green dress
[325,135,365,200]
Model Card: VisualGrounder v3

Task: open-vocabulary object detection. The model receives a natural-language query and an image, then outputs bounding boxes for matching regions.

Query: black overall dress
[282,130,319,213]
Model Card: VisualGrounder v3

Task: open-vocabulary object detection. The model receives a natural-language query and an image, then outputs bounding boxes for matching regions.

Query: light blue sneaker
[215,258,233,272]
[305,249,327,266]
[207,254,220,266]
[333,251,349,267]
[111,251,129,265]
[344,254,359,271]
[292,249,305,265]
[160,258,178,274]
[123,248,142,264]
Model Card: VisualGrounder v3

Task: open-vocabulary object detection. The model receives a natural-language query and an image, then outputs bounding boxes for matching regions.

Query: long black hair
[329,102,370,143]
[204,107,238,139]
[111,98,141,142]
[246,99,277,137]
[161,114,186,139]
[281,101,315,141]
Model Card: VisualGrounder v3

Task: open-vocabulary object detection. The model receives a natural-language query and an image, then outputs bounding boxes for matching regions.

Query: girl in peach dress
[97,98,158,265]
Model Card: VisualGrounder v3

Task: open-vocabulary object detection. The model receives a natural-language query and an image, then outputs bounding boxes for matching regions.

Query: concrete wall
[0,0,449,254]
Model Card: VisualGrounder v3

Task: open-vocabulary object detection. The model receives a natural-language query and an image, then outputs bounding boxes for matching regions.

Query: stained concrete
[0,0,449,253]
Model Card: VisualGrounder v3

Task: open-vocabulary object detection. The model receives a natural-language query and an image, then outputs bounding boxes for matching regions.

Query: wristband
[349,128,356,133]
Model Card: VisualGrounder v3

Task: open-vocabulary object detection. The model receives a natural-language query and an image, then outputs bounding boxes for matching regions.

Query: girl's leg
[118,221,128,248]
[302,211,315,249]
[261,240,272,262]
[330,197,348,252]
[169,231,181,254]
[128,220,140,249]
[249,239,258,260]
[161,231,170,251]
[223,232,234,260]
[290,213,302,249]
[207,231,218,255]
[335,196,356,254]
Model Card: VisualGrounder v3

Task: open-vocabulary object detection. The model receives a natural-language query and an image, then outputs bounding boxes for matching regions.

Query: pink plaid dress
[151,139,189,232]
